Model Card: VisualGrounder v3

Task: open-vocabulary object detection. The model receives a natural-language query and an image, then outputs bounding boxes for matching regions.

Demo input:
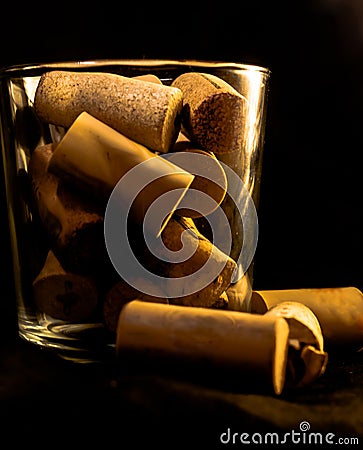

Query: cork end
[272,317,290,395]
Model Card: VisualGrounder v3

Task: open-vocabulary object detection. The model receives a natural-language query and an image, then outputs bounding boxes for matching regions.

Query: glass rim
[0,58,271,78]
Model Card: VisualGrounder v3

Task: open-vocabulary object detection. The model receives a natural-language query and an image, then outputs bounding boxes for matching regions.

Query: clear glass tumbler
[0,60,270,363]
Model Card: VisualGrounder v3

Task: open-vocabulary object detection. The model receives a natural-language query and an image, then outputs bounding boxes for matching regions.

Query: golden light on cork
[49,112,195,236]
[116,300,291,396]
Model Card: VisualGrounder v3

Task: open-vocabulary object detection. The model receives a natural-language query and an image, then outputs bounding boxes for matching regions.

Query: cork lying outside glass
[0,60,270,363]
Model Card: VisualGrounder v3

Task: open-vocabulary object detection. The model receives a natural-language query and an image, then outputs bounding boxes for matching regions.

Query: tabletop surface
[1,305,362,449]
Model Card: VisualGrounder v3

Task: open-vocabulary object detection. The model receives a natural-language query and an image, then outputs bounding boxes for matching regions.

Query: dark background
[1,0,362,303]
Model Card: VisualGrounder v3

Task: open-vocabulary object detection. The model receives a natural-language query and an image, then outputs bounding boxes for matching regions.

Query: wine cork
[133,74,163,84]
[28,143,107,275]
[116,300,290,395]
[225,275,252,312]
[251,287,363,349]
[159,216,236,307]
[33,250,99,321]
[103,278,168,332]
[168,133,228,218]
[48,112,194,236]
[171,72,247,154]
[265,301,328,387]
[34,70,183,153]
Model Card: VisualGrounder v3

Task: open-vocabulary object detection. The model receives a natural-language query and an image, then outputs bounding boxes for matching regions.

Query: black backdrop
[1,0,362,325]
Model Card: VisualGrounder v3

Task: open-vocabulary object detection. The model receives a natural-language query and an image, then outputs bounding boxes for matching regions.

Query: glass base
[18,309,116,363]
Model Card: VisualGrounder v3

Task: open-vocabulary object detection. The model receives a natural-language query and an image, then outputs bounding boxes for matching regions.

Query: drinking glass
[0,59,270,362]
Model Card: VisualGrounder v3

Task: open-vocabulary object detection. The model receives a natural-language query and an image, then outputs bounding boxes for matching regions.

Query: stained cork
[33,250,99,322]
[28,143,107,275]
[171,72,248,154]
